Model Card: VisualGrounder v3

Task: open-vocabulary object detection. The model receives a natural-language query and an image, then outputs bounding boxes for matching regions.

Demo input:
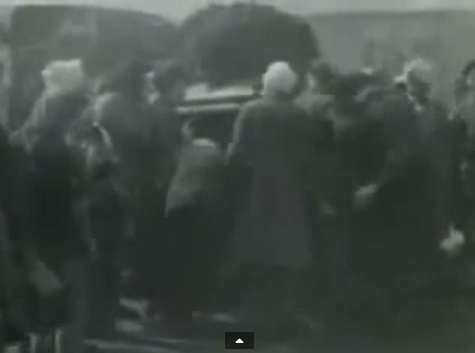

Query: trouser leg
[239,268,300,334]
[89,259,120,338]
[60,260,88,353]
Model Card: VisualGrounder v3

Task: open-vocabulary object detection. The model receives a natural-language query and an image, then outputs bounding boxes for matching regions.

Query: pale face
[467,71,475,90]
[407,75,430,100]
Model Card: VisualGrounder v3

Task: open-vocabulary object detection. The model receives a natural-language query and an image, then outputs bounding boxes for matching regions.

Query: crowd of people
[1,40,475,352]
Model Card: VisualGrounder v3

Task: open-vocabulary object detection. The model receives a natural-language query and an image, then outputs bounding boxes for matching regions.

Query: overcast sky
[3,0,475,21]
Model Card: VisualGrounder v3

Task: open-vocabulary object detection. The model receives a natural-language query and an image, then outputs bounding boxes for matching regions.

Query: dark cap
[152,59,188,93]
[309,59,336,82]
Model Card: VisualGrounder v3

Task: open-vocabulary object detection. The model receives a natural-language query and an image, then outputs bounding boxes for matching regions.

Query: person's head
[41,59,87,94]
[456,60,475,100]
[98,58,145,98]
[403,58,435,100]
[262,61,298,99]
[152,60,188,104]
[393,75,408,94]
[333,72,379,116]
[181,117,210,143]
[308,60,337,94]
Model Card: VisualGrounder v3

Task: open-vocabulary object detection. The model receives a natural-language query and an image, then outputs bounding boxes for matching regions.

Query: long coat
[91,92,148,198]
[355,92,453,290]
[24,89,92,266]
[226,97,319,269]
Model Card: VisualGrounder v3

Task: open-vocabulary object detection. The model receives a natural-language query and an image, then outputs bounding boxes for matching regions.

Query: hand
[353,184,378,210]
[89,238,98,261]
[440,227,465,256]
[320,202,336,217]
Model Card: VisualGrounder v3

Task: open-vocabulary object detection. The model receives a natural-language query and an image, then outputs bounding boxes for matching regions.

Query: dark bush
[181,4,319,86]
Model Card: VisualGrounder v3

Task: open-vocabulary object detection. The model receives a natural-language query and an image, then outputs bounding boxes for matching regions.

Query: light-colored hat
[262,61,298,97]
[403,58,435,86]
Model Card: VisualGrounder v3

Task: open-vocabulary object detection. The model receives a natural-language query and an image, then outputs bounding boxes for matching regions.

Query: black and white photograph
[1,0,475,352]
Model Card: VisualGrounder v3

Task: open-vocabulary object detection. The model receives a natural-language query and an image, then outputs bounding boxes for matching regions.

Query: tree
[181,4,319,86]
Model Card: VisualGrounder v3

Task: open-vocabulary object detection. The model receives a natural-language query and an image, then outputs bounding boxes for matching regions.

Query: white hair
[361,67,375,75]
[393,74,407,85]
[262,61,298,97]
[41,59,86,93]
[403,58,435,86]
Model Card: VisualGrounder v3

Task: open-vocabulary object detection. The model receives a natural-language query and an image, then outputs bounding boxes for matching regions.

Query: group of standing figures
[2,49,475,352]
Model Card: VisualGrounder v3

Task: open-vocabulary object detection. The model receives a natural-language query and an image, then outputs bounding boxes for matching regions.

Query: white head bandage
[262,61,298,97]
[41,59,86,93]
[403,58,435,86]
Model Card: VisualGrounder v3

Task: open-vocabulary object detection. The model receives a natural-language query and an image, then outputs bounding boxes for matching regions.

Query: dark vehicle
[178,81,260,145]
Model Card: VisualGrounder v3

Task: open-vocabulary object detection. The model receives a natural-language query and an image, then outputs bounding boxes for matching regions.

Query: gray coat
[226,97,319,269]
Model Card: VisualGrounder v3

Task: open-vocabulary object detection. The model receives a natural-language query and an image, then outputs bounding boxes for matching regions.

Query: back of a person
[244,99,315,176]
[229,97,316,270]
[141,100,182,198]
[92,91,147,194]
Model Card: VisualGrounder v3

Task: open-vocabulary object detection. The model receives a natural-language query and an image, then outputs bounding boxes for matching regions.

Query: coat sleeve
[11,93,49,151]
[374,96,419,188]
[225,104,255,211]
[92,93,122,131]
[226,103,254,167]
[447,120,471,230]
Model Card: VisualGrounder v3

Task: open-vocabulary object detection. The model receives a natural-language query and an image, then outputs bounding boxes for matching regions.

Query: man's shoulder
[241,98,262,111]
[382,91,410,105]
[93,92,127,118]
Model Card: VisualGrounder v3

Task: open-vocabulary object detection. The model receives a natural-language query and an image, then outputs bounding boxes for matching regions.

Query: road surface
[97,297,475,353]
[6,296,475,353]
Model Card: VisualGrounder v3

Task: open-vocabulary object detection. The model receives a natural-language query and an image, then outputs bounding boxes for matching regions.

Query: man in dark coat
[353,59,454,308]
[65,115,128,340]
[317,72,386,323]
[226,62,320,337]
[449,61,475,286]
[89,59,151,303]
[129,60,187,312]
[0,126,36,348]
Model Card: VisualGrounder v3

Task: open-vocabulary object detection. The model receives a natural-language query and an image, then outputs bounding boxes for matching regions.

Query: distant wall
[308,10,475,103]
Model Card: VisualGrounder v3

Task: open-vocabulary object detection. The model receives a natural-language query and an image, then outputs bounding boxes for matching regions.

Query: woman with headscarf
[128,60,187,313]
[447,60,475,287]
[307,72,387,329]
[226,61,320,337]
